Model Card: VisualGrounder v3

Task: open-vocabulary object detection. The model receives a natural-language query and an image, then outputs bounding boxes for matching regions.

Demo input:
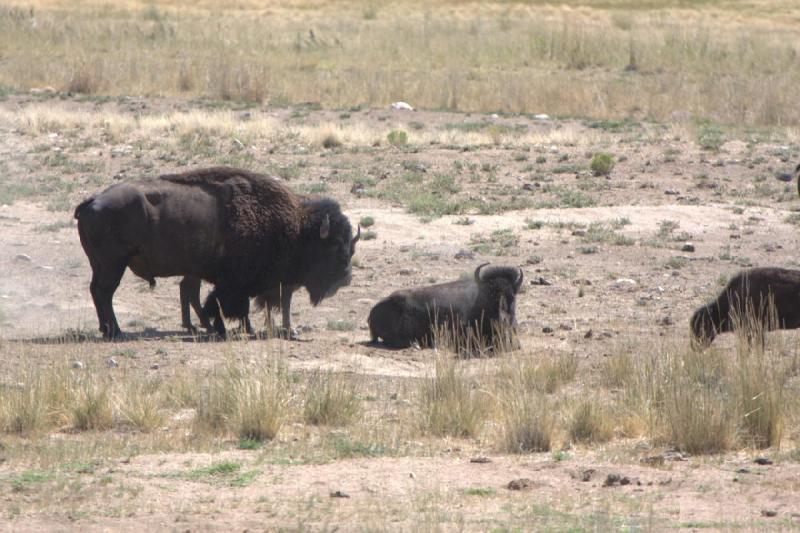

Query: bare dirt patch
[1,96,800,530]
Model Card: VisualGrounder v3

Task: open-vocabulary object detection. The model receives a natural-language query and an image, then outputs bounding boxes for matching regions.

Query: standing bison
[367,263,524,353]
[690,267,800,347]
[75,167,359,339]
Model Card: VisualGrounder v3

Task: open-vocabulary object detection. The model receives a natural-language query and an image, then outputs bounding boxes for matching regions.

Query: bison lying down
[690,267,800,347]
[75,167,359,339]
[368,263,524,352]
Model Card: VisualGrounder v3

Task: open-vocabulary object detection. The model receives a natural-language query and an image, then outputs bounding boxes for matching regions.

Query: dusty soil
[1,94,799,530]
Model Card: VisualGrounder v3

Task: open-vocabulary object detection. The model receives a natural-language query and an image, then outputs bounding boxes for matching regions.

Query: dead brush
[493,353,562,453]
[70,373,113,431]
[418,352,488,438]
[303,370,361,427]
[430,316,520,359]
[194,358,290,442]
[730,300,787,448]
[568,399,613,444]
[116,376,165,432]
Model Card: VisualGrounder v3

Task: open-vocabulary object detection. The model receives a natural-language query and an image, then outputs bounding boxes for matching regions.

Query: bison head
[475,263,524,327]
[690,305,717,348]
[299,199,360,305]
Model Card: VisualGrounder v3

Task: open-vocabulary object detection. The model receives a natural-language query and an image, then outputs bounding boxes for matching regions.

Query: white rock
[390,101,414,111]
[71,360,84,369]
[534,114,551,121]
[106,357,119,368]
[613,278,638,291]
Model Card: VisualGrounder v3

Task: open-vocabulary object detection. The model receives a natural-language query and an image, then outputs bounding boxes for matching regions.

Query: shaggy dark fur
[795,163,800,197]
[367,263,524,353]
[690,267,800,346]
[75,167,359,339]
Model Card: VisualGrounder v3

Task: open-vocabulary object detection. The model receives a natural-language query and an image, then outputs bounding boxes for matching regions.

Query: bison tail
[73,197,95,220]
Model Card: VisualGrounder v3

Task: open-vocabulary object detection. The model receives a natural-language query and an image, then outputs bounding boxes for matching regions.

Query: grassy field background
[2,0,800,125]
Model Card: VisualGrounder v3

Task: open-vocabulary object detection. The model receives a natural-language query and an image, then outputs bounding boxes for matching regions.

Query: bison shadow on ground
[12,327,314,345]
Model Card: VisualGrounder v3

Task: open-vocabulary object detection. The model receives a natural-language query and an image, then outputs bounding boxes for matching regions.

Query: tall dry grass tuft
[568,400,613,444]
[303,370,360,427]
[195,358,290,441]
[494,353,569,453]
[611,302,794,453]
[70,373,113,431]
[117,376,165,432]
[418,353,488,438]
[730,301,786,448]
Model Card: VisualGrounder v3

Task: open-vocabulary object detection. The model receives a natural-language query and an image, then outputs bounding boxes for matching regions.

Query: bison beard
[75,166,359,339]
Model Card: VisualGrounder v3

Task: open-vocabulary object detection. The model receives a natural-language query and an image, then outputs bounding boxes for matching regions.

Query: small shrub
[303,371,360,426]
[569,401,613,444]
[327,319,356,331]
[590,153,615,177]
[117,378,164,432]
[387,130,408,147]
[359,215,375,227]
[419,355,487,437]
[322,132,342,149]
[71,376,113,431]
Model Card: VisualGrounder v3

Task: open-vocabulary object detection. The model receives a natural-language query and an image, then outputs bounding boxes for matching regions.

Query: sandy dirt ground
[1,95,799,530]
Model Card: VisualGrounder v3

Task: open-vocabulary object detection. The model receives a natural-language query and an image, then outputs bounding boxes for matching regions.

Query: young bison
[690,267,800,347]
[368,263,524,353]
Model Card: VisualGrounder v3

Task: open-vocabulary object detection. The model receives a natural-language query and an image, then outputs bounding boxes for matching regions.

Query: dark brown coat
[75,167,359,339]
[690,267,800,346]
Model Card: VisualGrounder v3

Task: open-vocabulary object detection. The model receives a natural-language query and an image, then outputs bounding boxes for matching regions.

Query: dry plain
[1,0,800,531]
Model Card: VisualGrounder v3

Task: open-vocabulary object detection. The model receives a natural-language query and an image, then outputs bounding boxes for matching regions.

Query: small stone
[542,326,554,334]
[612,278,637,291]
[603,473,621,487]
[571,229,586,237]
[754,457,773,465]
[530,276,551,286]
[580,468,595,482]
[470,456,491,464]
[664,189,680,195]
[681,242,695,252]
[736,468,750,474]
[584,330,593,339]
[507,478,533,491]
[641,455,665,467]
[150,363,160,370]
[522,183,535,191]
[330,490,350,498]
[526,255,543,265]
[454,250,475,260]
[106,358,119,368]
[761,510,778,518]
[533,114,550,121]
[398,268,414,275]
[15,253,31,262]
[775,171,793,182]
[559,322,573,331]
[71,360,84,369]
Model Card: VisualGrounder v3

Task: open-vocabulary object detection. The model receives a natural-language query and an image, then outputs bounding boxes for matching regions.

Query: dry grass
[303,370,361,427]
[418,353,488,438]
[1,2,799,125]
[194,358,290,441]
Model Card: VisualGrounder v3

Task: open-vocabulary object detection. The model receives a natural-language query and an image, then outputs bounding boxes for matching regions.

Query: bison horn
[474,262,491,283]
[352,224,361,244]
[320,214,330,239]
[514,267,524,290]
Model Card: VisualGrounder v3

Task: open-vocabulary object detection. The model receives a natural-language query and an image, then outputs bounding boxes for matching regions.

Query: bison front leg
[89,265,126,340]
[279,287,299,340]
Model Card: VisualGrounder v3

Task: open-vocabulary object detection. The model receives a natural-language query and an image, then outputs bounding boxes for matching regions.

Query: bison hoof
[274,327,300,341]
